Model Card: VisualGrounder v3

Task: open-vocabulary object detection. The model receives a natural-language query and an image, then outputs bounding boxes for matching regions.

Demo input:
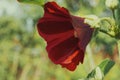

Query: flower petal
[71,16,94,50]
[37,2,74,42]
[37,19,73,34]
[37,20,74,43]
[47,36,79,63]
[44,2,70,18]
[61,49,84,71]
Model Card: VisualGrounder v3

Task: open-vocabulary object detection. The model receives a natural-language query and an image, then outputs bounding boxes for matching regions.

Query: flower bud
[105,0,119,10]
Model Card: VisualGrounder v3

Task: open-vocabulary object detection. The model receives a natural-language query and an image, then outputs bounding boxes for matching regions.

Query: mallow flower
[37,2,94,71]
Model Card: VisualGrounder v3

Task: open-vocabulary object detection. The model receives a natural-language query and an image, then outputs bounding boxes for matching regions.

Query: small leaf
[87,59,115,79]
[18,0,45,6]
[98,59,115,75]
[87,69,96,78]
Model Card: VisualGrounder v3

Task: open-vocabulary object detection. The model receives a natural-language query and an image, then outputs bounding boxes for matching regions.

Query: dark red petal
[47,36,79,64]
[37,18,73,34]
[37,2,74,42]
[61,49,84,71]
[44,2,70,18]
[37,20,74,43]
[71,16,94,50]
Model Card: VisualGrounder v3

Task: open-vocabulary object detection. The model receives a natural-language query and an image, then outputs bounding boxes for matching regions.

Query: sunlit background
[0,0,120,80]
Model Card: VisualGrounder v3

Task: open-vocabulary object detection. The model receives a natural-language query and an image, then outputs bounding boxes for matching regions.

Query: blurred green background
[0,0,120,80]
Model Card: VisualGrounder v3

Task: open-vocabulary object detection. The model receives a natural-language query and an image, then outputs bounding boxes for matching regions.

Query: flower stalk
[86,44,95,70]
[117,40,120,60]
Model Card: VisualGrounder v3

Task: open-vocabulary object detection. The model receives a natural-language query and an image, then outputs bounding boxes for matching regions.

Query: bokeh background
[0,0,120,80]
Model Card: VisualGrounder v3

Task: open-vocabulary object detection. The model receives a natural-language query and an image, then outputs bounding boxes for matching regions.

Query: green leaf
[98,59,115,75]
[18,0,45,6]
[87,69,96,78]
[87,59,115,79]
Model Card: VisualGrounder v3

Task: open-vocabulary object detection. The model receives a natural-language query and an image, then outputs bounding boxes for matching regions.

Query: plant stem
[112,9,116,20]
[117,40,120,60]
[99,29,114,37]
[86,44,95,70]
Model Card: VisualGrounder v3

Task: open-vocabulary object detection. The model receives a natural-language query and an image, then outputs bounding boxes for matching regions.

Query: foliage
[87,59,115,79]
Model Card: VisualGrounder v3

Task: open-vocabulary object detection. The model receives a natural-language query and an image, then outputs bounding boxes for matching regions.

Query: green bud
[105,0,119,9]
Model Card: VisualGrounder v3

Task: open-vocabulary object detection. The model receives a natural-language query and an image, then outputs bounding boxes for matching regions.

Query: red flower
[37,2,94,71]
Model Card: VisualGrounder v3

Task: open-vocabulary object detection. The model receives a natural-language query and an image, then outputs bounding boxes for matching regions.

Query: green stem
[19,63,32,80]
[99,29,114,37]
[117,40,120,60]
[86,44,95,70]
[112,9,116,20]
